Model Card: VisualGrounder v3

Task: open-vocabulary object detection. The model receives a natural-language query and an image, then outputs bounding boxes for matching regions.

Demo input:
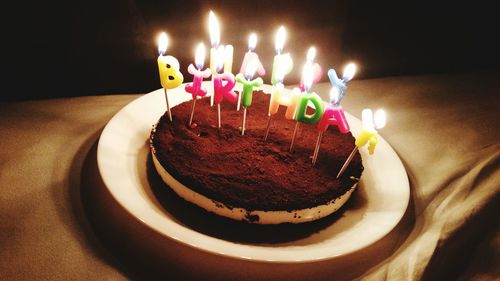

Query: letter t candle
[236,58,263,135]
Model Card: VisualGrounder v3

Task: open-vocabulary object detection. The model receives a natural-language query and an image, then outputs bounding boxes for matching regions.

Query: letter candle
[336,109,386,178]
[289,48,325,152]
[327,63,356,104]
[213,46,238,128]
[208,11,233,107]
[271,26,293,86]
[299,47,322,91]
[312,63,356,165]
[185,43,211,126]
[157,32,184,121]
[236,58,263,135]
[264,63,300,141]
[238,33,265,111]
[311,88,350,165]
[208,11,220,107]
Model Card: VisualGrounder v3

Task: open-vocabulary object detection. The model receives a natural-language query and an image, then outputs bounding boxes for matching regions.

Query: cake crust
[150,90,363,212]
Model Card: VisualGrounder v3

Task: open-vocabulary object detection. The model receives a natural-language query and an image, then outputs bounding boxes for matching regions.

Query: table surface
[0,71,498,281]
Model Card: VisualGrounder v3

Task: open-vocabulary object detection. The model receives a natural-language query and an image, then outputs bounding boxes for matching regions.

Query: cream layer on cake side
[151,151,356,224]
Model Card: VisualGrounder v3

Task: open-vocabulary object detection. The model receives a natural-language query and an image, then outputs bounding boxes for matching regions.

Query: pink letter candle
[312,88,351,165]
[213,70,237,128]
[185,43,211,126]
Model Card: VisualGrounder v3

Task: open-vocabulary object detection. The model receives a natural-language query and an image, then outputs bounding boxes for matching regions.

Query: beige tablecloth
[1,71,498,280]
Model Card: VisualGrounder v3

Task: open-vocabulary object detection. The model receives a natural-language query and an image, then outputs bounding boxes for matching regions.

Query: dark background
[4,0,499,101]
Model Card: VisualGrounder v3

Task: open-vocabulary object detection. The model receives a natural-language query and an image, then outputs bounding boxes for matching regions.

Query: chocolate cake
[150,89,363,224]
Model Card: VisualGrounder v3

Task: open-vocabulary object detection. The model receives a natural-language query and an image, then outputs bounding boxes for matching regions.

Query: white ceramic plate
[97,82,410,263]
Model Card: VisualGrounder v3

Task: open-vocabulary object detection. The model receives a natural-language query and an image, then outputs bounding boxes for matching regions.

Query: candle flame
[195,43,205,70]
[245,57,258,80]
[214,45,225,73]
[302,63,314,92]
[157,32,168,56]
[343,63,356,82]
[248,33,257,52]
[361,109,374,131]
[306,47,317,62]
[329,87,340,105]
[374,109,386,129]
[275,26,286,54]
[209,11,220,48]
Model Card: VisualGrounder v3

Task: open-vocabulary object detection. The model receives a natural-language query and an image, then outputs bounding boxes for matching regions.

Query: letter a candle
[336,109,386,178]
[312,63,356,165]
[157,32,184,121]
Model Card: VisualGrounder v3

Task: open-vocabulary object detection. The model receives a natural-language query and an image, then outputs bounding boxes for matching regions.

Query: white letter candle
[208,11,220,107]
[271,26,293,86]
[264,64,300,141]
[157,32,184,121]
[299,47,322,92]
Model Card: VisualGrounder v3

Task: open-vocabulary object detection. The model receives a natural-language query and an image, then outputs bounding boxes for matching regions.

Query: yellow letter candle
[336,109,387,178]
[157,32,184,121]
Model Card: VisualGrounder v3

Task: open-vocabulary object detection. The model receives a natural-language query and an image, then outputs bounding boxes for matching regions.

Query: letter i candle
[157,32,184,121]
[312,63,356,165]
[336,109,386,178]
[185,43,211,126]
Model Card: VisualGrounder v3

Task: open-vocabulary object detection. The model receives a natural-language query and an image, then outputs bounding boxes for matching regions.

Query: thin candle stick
[237,91,242,111]
[210,78,215,106]
[312,131,324,165]
[336,147,358,179]
[189,98,197,126]
[217,104,221,128]
[241,107,247,135]
[289,122,300,152]
[164,88,172,122]
[264,115,273,141]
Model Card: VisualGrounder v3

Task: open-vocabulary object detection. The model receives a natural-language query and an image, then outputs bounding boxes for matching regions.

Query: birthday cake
[150,89,363,224]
